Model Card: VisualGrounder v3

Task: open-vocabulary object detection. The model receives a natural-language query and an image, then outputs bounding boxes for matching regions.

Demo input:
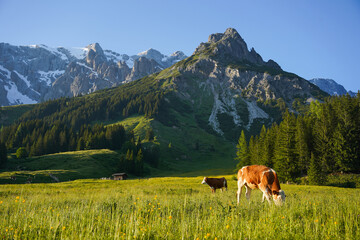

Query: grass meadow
[0,176,359,239]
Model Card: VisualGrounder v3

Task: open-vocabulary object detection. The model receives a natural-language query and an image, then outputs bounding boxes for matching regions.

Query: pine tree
[274,110,298,182]
[308,153,327,185]
[0,141,7,168]
[313,103,336,172]
[295,116,311,175]
[135,149,144,176]
[235,130,250,169]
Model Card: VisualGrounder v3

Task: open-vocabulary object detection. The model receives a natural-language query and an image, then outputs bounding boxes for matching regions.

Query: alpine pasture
[1,176,359,239]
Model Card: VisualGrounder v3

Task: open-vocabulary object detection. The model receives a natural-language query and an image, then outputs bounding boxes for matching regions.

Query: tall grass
[0,176,359,239]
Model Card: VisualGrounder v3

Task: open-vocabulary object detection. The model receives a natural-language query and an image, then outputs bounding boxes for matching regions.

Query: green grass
[1,150,122,184]
[0,176,359,239]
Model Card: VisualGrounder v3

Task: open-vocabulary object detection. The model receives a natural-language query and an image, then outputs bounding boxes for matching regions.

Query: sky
[1,0,360,91]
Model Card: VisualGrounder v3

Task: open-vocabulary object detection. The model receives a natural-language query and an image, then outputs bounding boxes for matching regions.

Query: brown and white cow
[237,165,285,205]
[201,177,228,193]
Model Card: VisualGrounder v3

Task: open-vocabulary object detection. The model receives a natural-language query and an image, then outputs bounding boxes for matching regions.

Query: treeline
[16,74,165,130]
[235,94,360,184]
[0,118,160,175]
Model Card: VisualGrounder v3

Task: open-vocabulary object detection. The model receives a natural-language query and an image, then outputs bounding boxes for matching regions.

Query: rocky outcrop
[166,28,327,135]
[194,28,282,71]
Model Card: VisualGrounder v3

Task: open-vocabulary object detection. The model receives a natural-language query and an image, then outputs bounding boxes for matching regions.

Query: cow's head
[201,177,208,185]
[272,190,286,205]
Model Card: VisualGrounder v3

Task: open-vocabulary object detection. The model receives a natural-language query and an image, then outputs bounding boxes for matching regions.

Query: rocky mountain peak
[194,28,282,71]
[87,43,104,55]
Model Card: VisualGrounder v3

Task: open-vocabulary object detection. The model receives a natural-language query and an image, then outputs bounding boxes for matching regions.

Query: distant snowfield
[4,82,37,105]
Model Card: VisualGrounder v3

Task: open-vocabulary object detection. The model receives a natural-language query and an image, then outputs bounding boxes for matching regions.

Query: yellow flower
[0,201,3,204]
[226,225,230,229]
[210,207,212,210]
[334,222,337,225]
[315,219,318,223]
[134,202,137,205]
[169,216,172,220]
[16,196,20,200]
[62,226,66,230]
[22,200,26,203]
[149,203,151,205]
[206,233,211,237]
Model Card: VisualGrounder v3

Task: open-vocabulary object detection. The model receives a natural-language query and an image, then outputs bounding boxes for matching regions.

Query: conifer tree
[274,110,297,182]
[295,116,311,175]
[308,153,327,185]
[0,141,7,168]
[135,149,144,176]
[235,130,250,169]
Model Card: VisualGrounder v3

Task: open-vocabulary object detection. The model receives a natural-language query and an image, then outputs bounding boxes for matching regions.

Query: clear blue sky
[1,0,359,91]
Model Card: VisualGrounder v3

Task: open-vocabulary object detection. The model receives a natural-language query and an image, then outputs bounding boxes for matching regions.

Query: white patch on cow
[201,177,207,185]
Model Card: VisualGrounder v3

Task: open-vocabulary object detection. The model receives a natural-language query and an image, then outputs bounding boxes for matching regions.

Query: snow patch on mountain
[4,82,36,105]
[0,65,11,78]
[14,70,31,87]
[38,70,65,86]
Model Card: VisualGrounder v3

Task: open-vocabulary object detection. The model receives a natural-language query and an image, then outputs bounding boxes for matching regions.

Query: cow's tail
[224,178,228,191]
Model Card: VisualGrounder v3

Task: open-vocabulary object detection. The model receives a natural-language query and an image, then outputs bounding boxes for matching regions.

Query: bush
[16,147,28,159]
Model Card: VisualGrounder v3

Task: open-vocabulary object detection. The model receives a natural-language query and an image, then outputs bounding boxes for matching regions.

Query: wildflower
[315,219,318,223]
[134,202,137,205]
[206,233,211,237]
[51,227,53,230]
[0,201,3,204]
[210,207,212,210]
[62,226,66,230]
[334,222,337,225]
[149,203,151,205]
[16,196,20,200]
[169,216,172,220]
[226,225,230,229]
[22,200,26,203]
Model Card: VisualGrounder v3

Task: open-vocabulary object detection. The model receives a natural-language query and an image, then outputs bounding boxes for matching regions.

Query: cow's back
[238,165,278,189]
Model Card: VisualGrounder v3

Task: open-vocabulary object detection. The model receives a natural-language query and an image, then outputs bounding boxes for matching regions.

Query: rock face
[0,43,187,106]
[162,28,327,136]
[309,78,356,96]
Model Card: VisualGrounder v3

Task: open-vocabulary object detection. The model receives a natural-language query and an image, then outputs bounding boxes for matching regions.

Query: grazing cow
[201,177,227,193]
[237,165,285,205]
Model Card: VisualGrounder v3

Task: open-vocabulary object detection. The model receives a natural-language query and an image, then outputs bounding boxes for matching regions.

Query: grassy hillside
[0,149,122,184]
[1,176,359,239]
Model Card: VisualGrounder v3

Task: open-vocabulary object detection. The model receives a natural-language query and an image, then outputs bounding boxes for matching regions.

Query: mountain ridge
[0,42,187,106]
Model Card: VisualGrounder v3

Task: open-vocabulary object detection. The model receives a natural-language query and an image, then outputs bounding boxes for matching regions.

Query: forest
[235,93,360,184]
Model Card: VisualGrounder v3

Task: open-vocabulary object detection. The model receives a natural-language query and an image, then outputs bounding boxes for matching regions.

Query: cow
[237,165,285,205]
[201,177,228,193]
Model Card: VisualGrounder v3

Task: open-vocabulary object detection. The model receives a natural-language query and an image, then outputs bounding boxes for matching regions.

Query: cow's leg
[237,180,244,205]
[259,185,271,204]
[245,186,252,201]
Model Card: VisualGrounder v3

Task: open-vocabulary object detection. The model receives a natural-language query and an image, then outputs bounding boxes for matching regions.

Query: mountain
[0,28,328,177]
[309,78,357,97]
[0,43,186,106]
